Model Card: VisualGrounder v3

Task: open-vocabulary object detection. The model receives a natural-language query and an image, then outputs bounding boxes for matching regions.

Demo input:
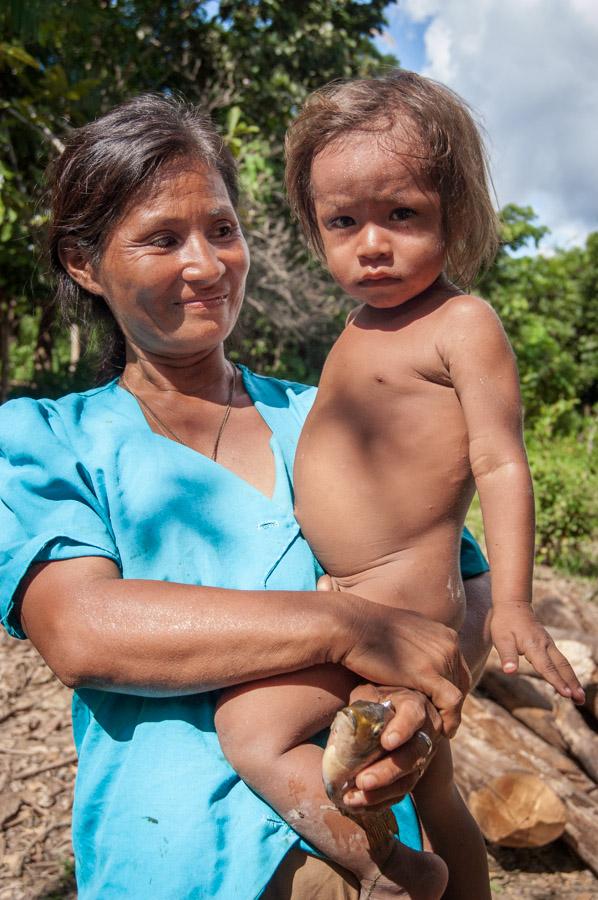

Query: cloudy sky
[375,0,598,251]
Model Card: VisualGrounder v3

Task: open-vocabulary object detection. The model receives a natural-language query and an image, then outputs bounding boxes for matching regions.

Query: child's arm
[440,295,584,702]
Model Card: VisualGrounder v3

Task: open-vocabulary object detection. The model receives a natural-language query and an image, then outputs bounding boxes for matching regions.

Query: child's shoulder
[436,292,514,372]
[439,292,505,335]
[441,291,496,317]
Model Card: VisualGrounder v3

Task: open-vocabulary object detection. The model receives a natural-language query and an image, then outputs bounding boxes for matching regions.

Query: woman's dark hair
[46,93,239,381]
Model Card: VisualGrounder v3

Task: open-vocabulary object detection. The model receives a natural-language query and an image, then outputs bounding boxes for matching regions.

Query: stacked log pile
[453,573,598,876]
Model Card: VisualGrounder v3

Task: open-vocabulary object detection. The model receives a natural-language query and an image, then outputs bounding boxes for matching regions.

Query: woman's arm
[19,555,470,735]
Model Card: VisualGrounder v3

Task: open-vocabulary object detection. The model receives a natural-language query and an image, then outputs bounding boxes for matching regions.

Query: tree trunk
[480,668,568,750]
[484,630,598,722]
[69,323,80,373]
[534,585,598,635]
[0,297,15,404]
[33,300,56,373]
[452,693,598,874]
[481,670,598,781]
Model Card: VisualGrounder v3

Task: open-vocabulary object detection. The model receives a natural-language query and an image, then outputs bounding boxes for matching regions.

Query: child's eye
[390,208,416,221]
[329,215,356,229]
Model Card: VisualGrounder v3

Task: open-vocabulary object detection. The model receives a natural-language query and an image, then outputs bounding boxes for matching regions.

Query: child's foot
[359,841,448,900]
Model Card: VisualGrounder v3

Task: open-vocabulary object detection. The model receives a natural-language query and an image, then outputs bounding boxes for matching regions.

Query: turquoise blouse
[0,367,488,899]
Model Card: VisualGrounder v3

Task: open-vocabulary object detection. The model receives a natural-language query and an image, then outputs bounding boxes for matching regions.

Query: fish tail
[346,808,399,861]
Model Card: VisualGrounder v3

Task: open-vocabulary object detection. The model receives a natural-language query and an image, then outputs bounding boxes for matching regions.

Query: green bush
[465,416,597,576]
[528,422,597,574]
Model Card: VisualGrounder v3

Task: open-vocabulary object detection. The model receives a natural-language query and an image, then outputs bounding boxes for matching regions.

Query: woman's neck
[122,344,232,399]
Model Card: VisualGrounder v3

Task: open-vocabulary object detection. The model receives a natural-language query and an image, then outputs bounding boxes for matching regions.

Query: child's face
[311,128,445,309]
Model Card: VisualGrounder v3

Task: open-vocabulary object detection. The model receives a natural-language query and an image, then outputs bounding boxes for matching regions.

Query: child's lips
[359,274,400,287]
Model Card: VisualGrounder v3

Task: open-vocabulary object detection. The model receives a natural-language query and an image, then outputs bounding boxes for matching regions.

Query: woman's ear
[58,241,104,296]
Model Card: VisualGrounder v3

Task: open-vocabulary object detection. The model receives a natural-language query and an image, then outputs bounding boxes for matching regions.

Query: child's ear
[58,241,104,296]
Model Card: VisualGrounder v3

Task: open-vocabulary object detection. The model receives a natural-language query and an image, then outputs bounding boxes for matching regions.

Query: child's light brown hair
[285,69,500,287]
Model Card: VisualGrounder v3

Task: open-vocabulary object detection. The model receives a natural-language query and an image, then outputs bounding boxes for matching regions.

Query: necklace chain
[120,364,237,462]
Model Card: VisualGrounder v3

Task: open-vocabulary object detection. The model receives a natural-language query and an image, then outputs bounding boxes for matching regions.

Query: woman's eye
[391,207,416,221]
[149,234,177,249]
[213,222,236,239]
[329,215,355,229]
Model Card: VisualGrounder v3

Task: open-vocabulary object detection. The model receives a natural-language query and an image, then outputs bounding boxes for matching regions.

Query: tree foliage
[0,0,392,397]
[474,206,597,573]
[1,2,596,571]
[479,205,597,431]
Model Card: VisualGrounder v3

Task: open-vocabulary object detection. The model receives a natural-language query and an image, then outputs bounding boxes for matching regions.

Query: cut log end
[468,771,567,848]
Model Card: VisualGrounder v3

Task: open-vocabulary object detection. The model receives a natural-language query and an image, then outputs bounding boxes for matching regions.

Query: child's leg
[215,665,447,900]
[413,739,491,900]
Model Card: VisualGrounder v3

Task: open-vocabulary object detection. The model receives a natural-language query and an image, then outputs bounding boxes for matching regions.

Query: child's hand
[491,604,586,704]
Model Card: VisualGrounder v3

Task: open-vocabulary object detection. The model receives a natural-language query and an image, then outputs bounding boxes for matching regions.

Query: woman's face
[80,162,250,360]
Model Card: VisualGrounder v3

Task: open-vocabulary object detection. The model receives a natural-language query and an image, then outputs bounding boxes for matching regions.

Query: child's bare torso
[294,287,474,630]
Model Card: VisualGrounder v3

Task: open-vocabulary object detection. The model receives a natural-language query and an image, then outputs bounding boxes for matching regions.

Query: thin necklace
[120,364,237,462]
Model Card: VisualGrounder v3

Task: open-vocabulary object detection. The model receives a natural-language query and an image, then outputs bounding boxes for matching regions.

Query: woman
[0,95,491,899]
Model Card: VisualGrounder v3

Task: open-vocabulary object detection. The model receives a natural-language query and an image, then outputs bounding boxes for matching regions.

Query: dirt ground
[1,568,596,899]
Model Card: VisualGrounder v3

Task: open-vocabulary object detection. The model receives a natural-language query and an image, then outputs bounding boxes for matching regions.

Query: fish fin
[345,808,399,861]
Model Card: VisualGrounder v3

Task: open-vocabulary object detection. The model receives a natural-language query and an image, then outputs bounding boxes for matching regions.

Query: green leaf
[0,41,40,70]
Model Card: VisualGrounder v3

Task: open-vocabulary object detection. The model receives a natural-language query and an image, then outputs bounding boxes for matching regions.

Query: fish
[322,699,399,859]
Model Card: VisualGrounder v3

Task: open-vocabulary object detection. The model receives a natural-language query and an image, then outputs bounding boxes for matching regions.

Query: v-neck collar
[114,367,290,507]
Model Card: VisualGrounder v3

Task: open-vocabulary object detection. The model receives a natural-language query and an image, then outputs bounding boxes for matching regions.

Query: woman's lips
[178,294,228,308]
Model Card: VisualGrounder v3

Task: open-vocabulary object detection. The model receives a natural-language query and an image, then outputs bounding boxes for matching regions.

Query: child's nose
[357,224,392,259]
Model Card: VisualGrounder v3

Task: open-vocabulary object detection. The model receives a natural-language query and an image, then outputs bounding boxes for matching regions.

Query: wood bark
[69,323,80,373]
[534,585,598,636]
[480,669,567,751]
[452,693,598,874]
[483,630,598,722]
[0,296,13,405]
[481,670,598,782]
[33,301,56,373]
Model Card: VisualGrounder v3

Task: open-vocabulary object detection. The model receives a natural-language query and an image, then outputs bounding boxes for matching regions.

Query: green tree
[479,205,597,431]
[475,206,598,573]
[1,0,395,396]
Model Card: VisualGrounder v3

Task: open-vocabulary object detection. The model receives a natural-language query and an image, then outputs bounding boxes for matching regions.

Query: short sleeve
[0,398,120,639]
[459,526,489,579]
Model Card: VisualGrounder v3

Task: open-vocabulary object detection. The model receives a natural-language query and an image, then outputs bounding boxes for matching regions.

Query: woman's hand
[333,594,470,737]
[341,685,442,812]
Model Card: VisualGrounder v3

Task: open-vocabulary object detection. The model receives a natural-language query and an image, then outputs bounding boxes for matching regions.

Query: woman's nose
[357,224,392,259]
[181,238,226,283]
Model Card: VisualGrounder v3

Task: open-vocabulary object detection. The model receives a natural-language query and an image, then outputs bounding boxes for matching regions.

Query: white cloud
[401,0,441,22]
[395,0,598,248]
[422,17,454,81]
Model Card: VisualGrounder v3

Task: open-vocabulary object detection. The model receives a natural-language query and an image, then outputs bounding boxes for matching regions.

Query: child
[215,71,584,899]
